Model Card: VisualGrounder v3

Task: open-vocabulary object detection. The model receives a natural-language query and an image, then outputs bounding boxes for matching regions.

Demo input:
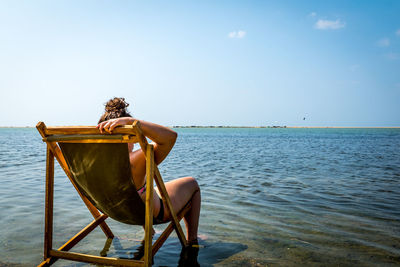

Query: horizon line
[1,125,400,129]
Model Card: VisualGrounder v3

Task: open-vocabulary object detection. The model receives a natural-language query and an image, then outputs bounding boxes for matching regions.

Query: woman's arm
[97,117,177,164]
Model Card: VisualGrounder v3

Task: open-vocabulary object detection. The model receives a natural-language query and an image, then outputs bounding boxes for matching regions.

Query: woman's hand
[97,117,134,133]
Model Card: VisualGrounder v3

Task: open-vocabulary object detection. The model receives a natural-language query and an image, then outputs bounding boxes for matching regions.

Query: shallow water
[0,127,400,266]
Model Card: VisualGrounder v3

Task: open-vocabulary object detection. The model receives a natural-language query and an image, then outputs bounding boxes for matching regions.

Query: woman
[96,97,201,246]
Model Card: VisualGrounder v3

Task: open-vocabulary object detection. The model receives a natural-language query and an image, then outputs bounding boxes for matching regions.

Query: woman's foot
[179,238,200,267]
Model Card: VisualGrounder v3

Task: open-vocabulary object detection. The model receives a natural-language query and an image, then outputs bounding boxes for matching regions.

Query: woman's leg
[156,176,201,242]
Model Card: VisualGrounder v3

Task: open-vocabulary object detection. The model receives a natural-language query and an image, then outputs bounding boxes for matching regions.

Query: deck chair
[36,121,191,267]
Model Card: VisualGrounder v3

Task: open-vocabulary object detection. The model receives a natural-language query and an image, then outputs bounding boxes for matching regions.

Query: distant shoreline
[172,126,400,129]
[1,126,399,129]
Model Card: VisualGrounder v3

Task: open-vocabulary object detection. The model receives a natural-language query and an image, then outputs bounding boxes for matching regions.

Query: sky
[0,0,399,127]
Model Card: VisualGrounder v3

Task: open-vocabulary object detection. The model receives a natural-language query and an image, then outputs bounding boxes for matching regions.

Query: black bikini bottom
[153,197,164,224]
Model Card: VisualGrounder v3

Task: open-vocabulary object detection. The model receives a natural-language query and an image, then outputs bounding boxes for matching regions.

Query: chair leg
[44,146,54,260]
[144,144,155,267]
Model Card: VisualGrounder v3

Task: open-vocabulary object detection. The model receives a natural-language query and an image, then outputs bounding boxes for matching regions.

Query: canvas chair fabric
[59,142,146,225]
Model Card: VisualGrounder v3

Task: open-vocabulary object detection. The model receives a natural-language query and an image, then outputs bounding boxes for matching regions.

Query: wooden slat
[45,125,137,135]
[50,139,138,144]
[49,250,144,267]
[44,145,54,259]
[44,134,137,142]
[44,137,139,144]
[144,144,154,267]
[37,258,50,267]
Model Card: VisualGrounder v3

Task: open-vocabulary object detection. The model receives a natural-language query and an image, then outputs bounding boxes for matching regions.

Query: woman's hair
[98,97,132,123]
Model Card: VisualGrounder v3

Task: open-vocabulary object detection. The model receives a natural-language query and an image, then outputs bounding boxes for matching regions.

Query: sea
[0,127,399,266]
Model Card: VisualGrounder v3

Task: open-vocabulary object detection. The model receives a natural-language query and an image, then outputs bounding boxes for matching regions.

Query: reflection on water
[0,128,400,266]
[90,236,247,267]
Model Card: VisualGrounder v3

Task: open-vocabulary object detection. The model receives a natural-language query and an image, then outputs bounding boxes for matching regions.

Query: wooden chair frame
[36,121,190,267]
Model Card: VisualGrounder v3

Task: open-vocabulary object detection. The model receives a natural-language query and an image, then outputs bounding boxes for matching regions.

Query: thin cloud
[377,38,390,47]
[396,29,400,36]
[228,30,246,39]
[237,30,246,38]
[384,52,399,60]
[309,12,317,17]
[314,19,345,30]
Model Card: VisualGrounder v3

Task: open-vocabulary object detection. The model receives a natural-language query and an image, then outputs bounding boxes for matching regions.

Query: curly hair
[98,97,132,123]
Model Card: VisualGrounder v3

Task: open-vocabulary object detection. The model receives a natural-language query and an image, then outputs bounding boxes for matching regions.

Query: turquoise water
[1,127,400,266]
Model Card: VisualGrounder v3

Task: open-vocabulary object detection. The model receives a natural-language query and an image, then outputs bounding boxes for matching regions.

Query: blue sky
[0,0,399,127]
